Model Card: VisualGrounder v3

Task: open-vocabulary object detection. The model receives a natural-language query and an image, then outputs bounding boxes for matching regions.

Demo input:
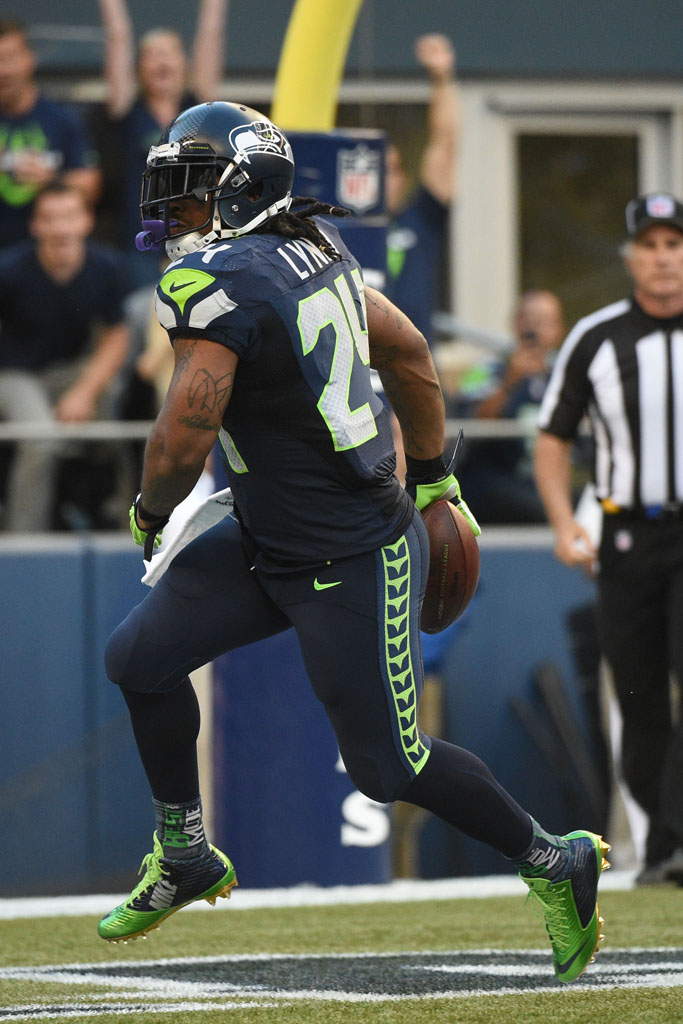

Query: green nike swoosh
[314,578,342,591]
[169,280,197,293]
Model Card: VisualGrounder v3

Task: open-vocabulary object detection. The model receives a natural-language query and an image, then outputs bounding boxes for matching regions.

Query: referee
[535,192,683,886]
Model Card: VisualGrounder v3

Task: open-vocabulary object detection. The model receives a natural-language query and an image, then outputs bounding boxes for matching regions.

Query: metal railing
[0,418,538,442]
[0,421,153,441]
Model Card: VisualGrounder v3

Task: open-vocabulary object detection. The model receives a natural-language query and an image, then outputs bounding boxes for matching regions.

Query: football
[420,499,480,633]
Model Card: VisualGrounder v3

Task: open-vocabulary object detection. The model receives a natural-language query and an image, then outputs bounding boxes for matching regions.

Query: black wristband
[404,453,447,484]
[135,494,170,527]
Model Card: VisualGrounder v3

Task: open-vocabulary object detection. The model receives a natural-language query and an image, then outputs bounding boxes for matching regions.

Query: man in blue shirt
[0,183,129,530]
[0,18,100,248]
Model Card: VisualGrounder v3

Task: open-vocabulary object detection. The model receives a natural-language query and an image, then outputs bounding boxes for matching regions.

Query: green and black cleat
[98,832,237,943]
[520,830,610,983]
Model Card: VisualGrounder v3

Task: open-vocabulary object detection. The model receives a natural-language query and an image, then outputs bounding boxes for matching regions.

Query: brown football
[420,499,481,633]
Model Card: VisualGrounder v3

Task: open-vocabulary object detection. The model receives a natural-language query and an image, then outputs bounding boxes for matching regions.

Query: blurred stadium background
[1,0,681,897]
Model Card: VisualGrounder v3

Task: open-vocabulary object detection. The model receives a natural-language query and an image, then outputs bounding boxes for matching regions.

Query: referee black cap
[625,192,683,238]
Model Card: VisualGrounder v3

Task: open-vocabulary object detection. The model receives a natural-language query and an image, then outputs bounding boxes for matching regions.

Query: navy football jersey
[155,221,412,570]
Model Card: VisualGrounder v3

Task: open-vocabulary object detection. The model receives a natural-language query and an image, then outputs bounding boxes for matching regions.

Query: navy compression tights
[109,515,532,858]
[121,680,531,858]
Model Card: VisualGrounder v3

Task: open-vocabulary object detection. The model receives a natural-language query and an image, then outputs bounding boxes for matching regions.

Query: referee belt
[601,498,683,521]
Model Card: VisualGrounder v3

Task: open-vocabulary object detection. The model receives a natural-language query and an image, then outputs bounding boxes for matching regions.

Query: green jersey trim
[159,268,217,316]
[381,536,429,774]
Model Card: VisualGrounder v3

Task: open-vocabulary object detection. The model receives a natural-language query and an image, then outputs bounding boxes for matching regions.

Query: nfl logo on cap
[646,194,676,219]
[625,191,683,237]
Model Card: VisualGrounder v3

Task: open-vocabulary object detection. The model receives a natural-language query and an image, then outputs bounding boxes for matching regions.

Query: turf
[1,888,680,1023]
[0,889,676,965]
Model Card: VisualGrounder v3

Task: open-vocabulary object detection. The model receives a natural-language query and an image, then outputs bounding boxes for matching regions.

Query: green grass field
[1,884,681,1023]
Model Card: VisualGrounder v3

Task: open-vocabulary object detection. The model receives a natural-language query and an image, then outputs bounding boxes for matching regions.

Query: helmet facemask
[139,142,228,257]
[138,114,295,258]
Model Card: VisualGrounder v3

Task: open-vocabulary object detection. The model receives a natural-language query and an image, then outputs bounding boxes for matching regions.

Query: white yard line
[0,870,636,921]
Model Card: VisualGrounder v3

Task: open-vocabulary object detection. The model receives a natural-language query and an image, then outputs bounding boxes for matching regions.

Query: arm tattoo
[370,342,403,374]
[188,368,234,414]
[177,413,217,431]
[173,340,196,378]
[365,289,404,330]
[381,381,424,455]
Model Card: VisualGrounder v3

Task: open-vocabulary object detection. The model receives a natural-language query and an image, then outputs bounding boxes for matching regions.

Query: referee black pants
[597,514,683,866]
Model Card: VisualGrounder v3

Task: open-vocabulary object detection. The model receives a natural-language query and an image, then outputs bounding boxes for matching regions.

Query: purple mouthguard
[134,219,180,252]
[135,219,166,252]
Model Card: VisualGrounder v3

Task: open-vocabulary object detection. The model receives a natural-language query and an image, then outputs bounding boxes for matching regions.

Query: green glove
[129,494,170,560]
[413,474,481,536]
[404,430,481,537]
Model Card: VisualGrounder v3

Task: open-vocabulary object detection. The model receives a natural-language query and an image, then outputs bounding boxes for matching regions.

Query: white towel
[141,487,234,586]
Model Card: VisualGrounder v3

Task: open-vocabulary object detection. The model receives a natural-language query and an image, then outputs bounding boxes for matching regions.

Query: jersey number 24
[297,269,378,452]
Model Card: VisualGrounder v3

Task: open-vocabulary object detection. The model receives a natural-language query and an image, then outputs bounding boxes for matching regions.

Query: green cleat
[98,832,237,943]
[520,830,610,983]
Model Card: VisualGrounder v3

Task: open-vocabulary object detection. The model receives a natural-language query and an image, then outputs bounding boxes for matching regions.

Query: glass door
[517,132,638,328]
[455,86,676,337]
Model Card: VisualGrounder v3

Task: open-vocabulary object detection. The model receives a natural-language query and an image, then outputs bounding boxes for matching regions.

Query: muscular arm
[138,336,238,522]
[365,286,444,460]
[534,430,595,567]
[191,0,229,102]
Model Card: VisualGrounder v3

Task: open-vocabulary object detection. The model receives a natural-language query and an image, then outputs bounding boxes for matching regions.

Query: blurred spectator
[109,274,172,425]
[456,290,565,524]
[134,290,175,412]
[0,18,101,248]
[383,33,458,347]
[0,183,130,531]
[98,0,228,284]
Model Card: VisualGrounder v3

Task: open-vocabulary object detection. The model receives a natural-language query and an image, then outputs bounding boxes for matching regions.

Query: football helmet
[138,101,295,258]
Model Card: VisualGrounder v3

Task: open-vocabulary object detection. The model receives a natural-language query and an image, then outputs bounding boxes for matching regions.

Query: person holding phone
[456,289,565,523]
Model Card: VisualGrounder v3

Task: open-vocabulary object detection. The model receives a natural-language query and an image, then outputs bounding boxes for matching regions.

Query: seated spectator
[0,18,100,248]
[0,183,130,531]
[456,290,565,524]
[98,0,227,284]
[134,289,176,412]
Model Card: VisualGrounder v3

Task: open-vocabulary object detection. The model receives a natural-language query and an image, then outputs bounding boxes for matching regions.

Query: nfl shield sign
[337,144,381,215]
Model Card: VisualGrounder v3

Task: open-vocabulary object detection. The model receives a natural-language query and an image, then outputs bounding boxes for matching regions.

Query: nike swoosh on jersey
[314,578,342,591]
[169,279,198,293]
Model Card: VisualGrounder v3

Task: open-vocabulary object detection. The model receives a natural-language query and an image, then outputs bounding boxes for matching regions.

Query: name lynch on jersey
[277,238,335,280]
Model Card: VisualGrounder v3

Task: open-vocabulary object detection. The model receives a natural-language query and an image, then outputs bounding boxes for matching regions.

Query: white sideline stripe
[0,870,636,920]
[5,944,677,975]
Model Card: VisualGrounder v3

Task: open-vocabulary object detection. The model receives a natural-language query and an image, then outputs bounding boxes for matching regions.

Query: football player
[100,101,608,984]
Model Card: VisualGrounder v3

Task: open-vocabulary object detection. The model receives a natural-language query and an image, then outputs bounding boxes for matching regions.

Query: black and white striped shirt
[538,297,683,510]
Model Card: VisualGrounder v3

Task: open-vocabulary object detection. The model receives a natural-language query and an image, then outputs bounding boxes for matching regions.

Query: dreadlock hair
[256,196,351,261]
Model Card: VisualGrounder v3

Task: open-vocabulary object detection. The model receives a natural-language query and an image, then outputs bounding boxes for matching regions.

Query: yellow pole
[271,0,365,131]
